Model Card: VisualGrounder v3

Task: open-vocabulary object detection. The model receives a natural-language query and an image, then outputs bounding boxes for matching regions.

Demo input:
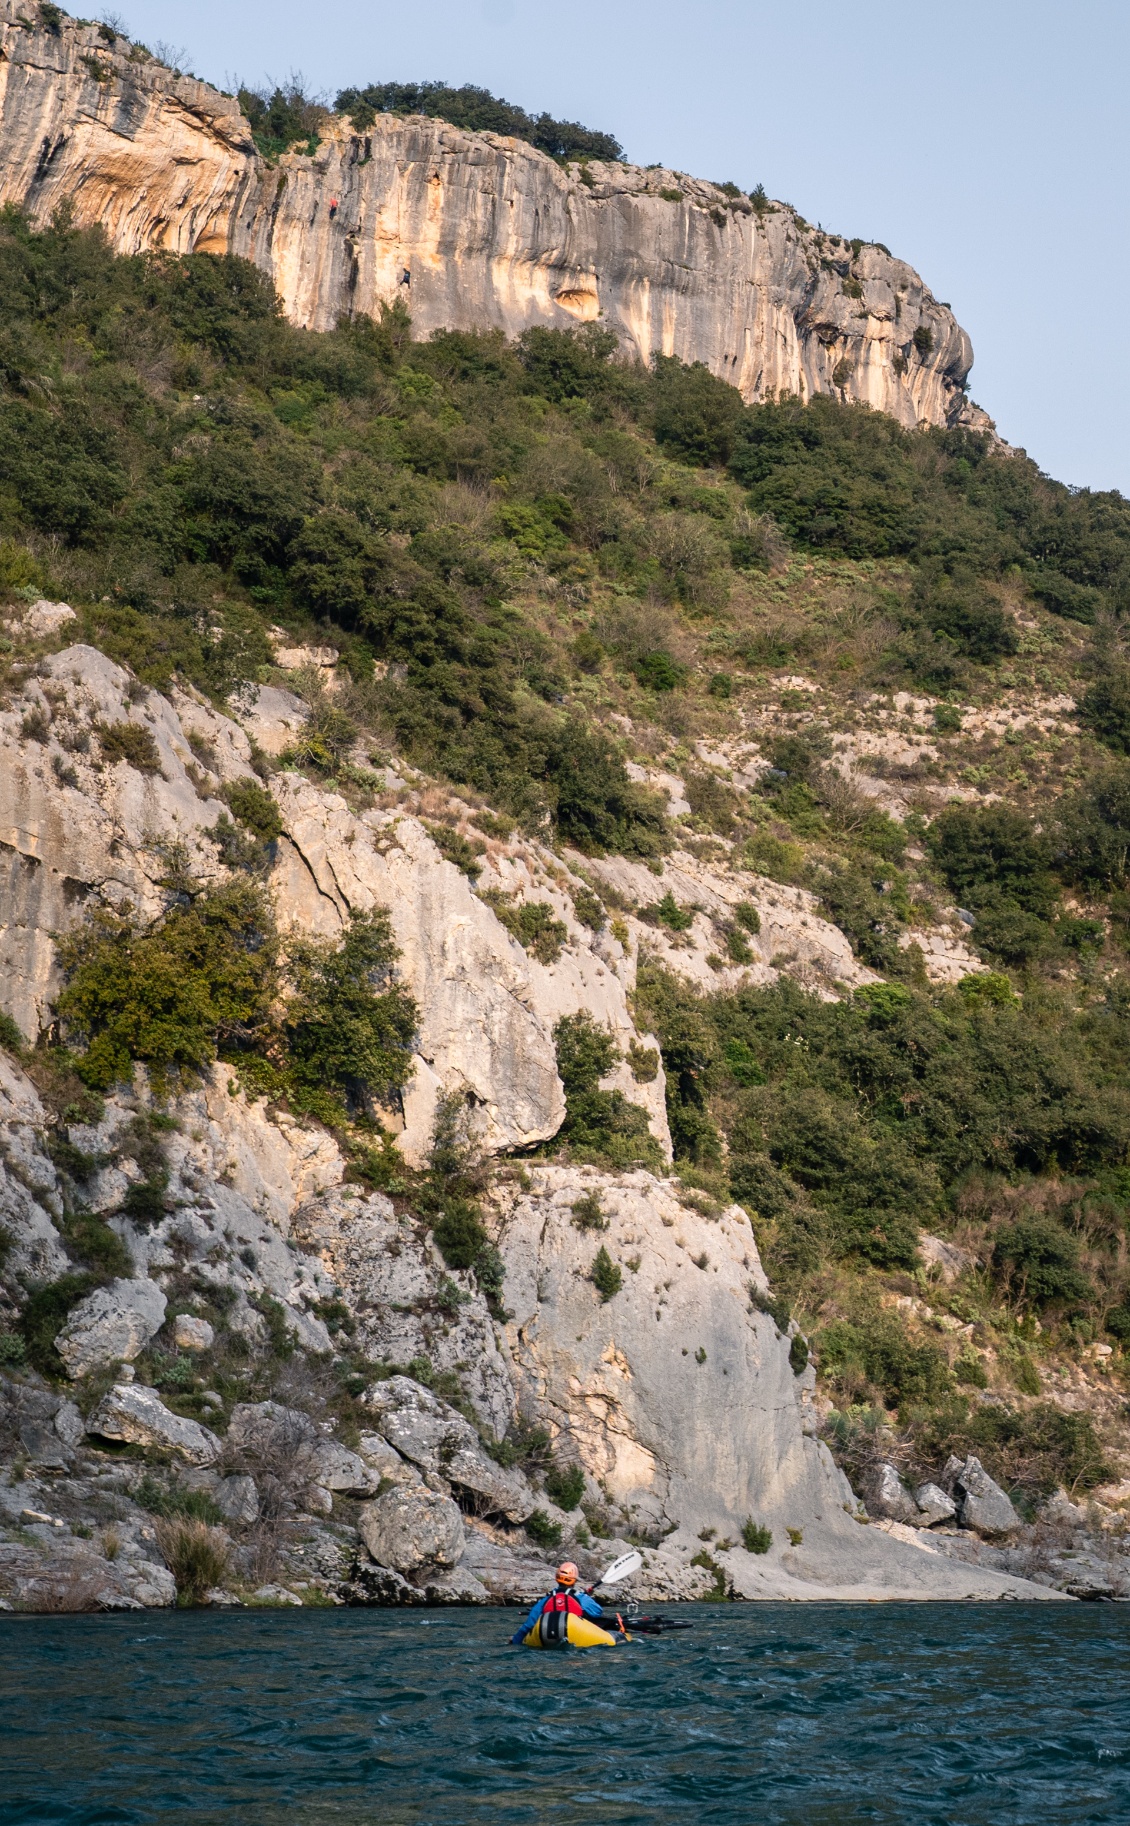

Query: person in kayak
[511,1561,605,1645]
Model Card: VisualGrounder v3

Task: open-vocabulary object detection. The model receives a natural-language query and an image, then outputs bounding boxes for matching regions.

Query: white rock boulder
[358,1485,465,1574]
[55,1279,168,1379]
[173,1314,214,1352]
[86,1383,221,1465]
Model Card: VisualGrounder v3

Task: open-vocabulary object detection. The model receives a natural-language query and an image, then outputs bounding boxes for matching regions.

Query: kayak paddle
[596,1549,642,1586]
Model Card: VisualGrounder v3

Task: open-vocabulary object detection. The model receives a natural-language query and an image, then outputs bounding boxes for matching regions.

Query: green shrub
[816,1314,951,1408]
[633,649,685,692]
[1012,1356,1043,1396]
[136,1477,226,1526]
[424,822,485,880]
[571,886,605,930]
[223,778,283,845]
[552,1013,662,1170]
[992,1217,1094,1311]
[98,721,161,773]
[56,881,279,1093]
[0,1331,27,1365]
[741,1519,772,1554]
[571,1191,606,1231]
[525,1508,563,1548]
[590,1245,622,1302]
[484,895,567,963]
[0,1011,24,1054]
[61,1208,133,1275]
[788,1334,809,1375]
[627,1041,659,1082]
[641,891,693,931]
[1079,669,1130,754]
[154,1515,231,1606]
[19,1273,99,1374]
[284,910,418,1122]
[544,1464,585,1511]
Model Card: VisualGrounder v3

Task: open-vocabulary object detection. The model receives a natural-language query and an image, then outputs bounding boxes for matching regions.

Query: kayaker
[510,1561,605,1646]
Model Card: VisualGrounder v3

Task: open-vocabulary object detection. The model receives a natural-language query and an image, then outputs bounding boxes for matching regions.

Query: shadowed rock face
[0,5,975,429]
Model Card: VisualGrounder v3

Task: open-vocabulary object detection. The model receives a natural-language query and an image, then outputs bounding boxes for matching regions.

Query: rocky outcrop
[86,1382,221,1464]
[0,6,977,429]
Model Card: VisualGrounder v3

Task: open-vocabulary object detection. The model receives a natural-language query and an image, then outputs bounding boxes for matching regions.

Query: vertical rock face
[0,4,975,428]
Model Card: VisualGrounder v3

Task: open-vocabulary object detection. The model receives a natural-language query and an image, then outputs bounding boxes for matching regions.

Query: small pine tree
[590,1246,622,1302]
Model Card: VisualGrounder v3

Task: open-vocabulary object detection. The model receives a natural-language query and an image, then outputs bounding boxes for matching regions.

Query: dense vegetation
[334,81,624,162]
[4,213,1130,1499]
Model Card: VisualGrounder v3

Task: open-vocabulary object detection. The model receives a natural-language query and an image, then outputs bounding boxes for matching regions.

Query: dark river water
[2,1603,1129,1826]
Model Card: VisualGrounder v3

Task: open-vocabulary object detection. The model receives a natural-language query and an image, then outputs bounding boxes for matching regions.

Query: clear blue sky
[115,0,1127,495]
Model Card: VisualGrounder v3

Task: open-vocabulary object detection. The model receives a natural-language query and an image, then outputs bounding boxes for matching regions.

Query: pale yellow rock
[0,5,980,433]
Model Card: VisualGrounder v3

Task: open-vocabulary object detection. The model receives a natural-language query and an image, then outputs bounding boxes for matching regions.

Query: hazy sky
[115,0,1127,495]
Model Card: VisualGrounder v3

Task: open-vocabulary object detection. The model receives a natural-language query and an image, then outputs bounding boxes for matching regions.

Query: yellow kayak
[522,1612,620,1649]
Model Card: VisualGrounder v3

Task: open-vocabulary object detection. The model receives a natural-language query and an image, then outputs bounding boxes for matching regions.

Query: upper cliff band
[0,3,978,431]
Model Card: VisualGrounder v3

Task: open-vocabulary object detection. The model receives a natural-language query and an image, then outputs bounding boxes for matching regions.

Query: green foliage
[914,1397,1109,1499]
[642,890,693,931]
[135,1476,226,1525]
[741,1518,772,1554]
[61,1208,133,1276]
[0,1331,26,1365]
[928,802,1058,962]
[817,1313,951,1408]
[627,1041,659,1082]
[590,1245,623,1301]
[424,822,484,880]
[19,1273,98,1374]
[422,1094,506,1308]
[572,886,606,930]
[223,778,283,846]
[552,1013,662,1170]
[789,1333,810,1375]
[335,81,623,162]
[238,83,326,158]
[0,1011,24,1054]
[484,894,567,963]
[637,962,1130,1288]
[1055,766,1130,891]
[1079,668,1130,753]
[571,1191,607,1231]
[55,881,278,1092]
[992,1217,1094,1311]
[99,720,160,773]
[651,355,746,467]
[525,1508,564,1548]
[633,649,685,692]
[283,910,418,1123]
[544,1463,585,1510]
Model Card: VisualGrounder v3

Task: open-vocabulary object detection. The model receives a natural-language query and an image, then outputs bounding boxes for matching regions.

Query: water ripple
[2,1604,1130,1825]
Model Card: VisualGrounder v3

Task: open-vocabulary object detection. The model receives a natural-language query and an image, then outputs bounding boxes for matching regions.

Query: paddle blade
[598,1549,642,1586]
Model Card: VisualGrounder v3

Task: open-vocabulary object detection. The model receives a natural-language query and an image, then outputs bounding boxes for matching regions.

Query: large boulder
[868,1463,921,1525]
[86,1383,221,1465]
[54,1278,167,1378]
[226,1400,374,1495]
[357,1485,465,1575]
[362,1377,535,1522]
[914,1482,958,1527]
[951,1456,1022,1537]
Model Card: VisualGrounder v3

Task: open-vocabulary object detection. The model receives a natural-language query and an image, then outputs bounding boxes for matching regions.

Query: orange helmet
[555,1560,579,1586]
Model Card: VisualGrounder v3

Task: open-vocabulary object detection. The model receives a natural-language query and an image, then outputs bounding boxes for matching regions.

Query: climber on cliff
[510,1562,605,1645]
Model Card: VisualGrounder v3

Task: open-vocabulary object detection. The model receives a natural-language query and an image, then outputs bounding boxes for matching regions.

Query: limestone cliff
[0,619,1074,1606]
[0,5,975,429]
